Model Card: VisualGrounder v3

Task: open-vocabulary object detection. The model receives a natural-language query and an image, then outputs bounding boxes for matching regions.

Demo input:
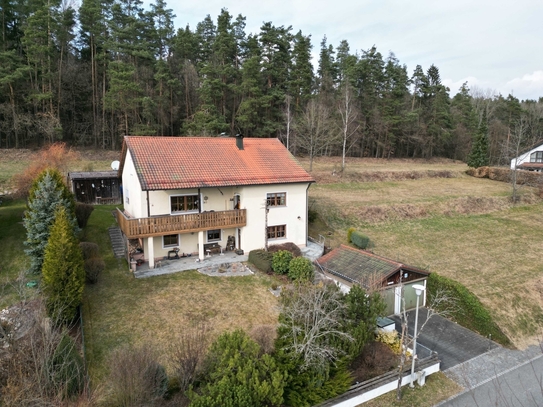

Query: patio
[130,240,324,279]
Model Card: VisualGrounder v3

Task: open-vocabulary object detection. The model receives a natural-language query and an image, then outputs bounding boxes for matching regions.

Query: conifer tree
[24,169,78,274]
[467,110,490,168]
[42,206,85,325]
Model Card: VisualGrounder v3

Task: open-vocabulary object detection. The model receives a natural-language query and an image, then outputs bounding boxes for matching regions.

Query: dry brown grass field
[2,149,542,397]
[303,156,543,349]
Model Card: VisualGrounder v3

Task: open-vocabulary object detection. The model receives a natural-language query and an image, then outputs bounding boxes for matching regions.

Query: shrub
[75,202,94,228]
[272,250,293,275]
[308,209,318,223]
[84,257,105,284]
[288,257,314,282]
[376,330,402,355]
[49,333,85,399]
[350,230,370,249]
[346,227,356,243]
[268,242,302,257]
[79,242,99,260]
[248,249,273,273]
[108,344,168,407]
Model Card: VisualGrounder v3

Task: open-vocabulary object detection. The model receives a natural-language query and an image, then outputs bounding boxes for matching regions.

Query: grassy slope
[305,157,543,348]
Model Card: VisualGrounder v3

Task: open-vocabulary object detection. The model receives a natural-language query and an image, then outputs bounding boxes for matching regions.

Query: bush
[84,257,105,284]
[75,202,94,228]
[49,333,85,399]
[248,249,273,273]
[79,242,99,260]
[375,330,402,355]
[268,242,302,257]
[108,344,168,407]
[350,231,370,249]
[272,250,293,275]
[308,209,318,223]
[347,227,356,243]
[288,257,314,282]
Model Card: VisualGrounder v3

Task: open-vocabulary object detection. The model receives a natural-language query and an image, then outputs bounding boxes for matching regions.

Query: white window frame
[266,192,286,207]
[163,233,180,248]
[206,229,221,242]
[170,194,200,214]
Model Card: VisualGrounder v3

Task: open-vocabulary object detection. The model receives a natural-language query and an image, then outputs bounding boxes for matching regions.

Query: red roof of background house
[119,136,314,190]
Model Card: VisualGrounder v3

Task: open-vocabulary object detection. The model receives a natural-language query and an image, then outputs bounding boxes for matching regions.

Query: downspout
[198,188,201,213]
[306,183,312,245]
[146,191,150,217]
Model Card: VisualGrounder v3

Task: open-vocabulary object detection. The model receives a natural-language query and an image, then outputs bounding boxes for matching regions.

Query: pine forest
[1,0,542,164]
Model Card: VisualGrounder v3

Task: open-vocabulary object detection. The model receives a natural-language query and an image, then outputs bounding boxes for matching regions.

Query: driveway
[389,308,499,370]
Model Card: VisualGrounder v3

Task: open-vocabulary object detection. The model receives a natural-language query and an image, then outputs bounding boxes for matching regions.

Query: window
[207,229,221,242]
[171,195,199,213]
[530,151,543,163]
[163,234,179,247]
[266,192,286,207]
[267,225,286,240]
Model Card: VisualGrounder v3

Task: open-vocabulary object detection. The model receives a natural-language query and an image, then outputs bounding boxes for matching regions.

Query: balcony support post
[198,231,205,261]
[148,236,155,269]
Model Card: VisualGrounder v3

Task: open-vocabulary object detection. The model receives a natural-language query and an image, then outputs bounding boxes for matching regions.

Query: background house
[316,245,430,316]
[117,135,314,268]
[510,139,543,171]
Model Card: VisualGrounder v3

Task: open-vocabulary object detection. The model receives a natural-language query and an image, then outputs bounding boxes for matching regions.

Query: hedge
[248,249,273,273]
[350,231,370,250]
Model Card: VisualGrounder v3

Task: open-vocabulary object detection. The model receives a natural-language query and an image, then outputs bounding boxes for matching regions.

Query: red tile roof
[119,136,314,190]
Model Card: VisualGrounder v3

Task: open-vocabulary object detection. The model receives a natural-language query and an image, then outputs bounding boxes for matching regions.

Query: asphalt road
[439,353,543,407]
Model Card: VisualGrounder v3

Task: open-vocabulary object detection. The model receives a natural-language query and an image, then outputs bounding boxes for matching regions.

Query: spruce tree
[467,111,490,168]
[42,206,85,325]
[24,169,78,274]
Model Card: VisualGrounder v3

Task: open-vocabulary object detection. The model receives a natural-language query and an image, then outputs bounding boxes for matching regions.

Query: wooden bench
[203,243,222,255]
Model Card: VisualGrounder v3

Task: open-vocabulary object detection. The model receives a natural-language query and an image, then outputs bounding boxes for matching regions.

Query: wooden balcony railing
[116,208,247,238]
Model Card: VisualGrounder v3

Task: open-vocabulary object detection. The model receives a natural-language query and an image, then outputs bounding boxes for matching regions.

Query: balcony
[116,208,247,239]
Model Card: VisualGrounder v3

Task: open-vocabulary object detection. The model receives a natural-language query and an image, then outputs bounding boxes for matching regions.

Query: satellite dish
[111,160,120,170]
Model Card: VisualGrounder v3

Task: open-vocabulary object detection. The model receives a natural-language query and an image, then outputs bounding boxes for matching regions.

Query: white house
[510,140,543,171]
[116,135,314,268]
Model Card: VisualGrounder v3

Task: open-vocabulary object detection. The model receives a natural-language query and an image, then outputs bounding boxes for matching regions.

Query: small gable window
[530,151,543,163]
[266,192,286,207]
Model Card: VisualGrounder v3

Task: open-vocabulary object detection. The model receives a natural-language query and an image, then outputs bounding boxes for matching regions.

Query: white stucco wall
[238,183,310,252]
[121,151,145,217]
[510,144,543,169]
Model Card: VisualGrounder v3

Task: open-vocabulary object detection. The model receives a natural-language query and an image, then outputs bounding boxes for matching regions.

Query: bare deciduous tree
[337,82,360,172]
[295,97,337,172]
[278,282,353,371]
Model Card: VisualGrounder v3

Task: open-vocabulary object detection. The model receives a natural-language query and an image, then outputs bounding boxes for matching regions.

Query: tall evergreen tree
[23,169,77,274]
[467,110,489,168]
[42,205,85,324]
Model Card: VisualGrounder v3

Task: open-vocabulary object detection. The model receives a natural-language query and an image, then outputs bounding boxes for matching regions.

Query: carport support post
[410,284,426,388]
